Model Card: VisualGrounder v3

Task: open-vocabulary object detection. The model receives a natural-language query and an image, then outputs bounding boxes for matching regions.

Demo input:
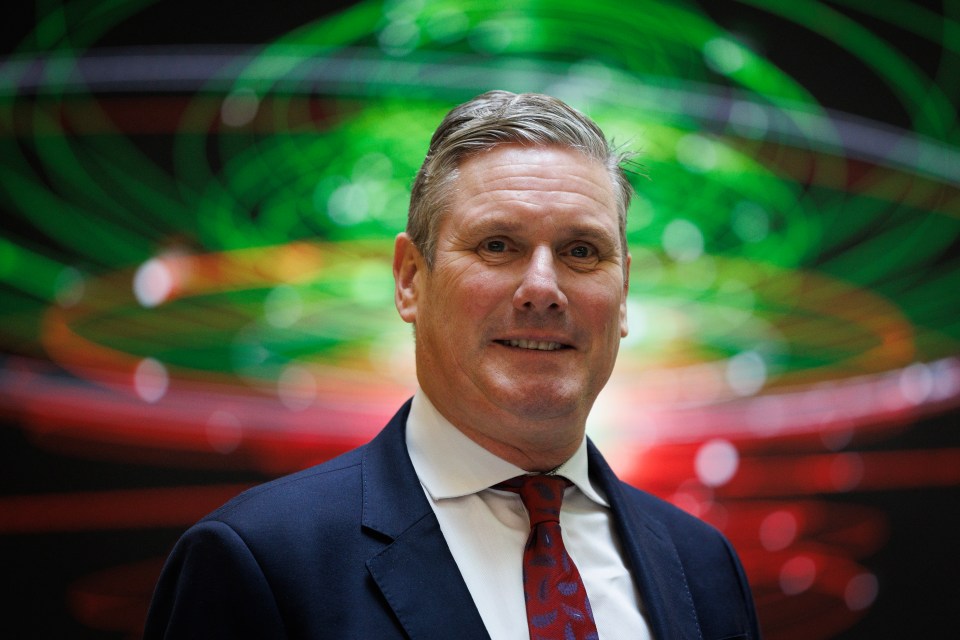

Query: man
[145,91,760,639]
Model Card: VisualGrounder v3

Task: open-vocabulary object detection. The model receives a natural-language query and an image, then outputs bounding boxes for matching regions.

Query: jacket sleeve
[144,520,288,640]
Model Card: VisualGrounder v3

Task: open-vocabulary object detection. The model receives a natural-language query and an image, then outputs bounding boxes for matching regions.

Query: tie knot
[495,474,568,526]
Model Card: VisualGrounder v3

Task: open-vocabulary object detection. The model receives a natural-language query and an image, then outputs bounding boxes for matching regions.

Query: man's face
[394,144,629,455]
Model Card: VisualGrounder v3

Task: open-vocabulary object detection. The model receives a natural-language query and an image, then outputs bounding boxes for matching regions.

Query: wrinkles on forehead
[459,146,614,206]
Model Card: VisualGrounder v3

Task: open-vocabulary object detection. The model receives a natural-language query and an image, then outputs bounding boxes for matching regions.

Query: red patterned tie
[496,474,599,640]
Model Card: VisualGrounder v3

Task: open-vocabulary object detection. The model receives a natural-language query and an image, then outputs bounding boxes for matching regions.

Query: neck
[425,392,587,472]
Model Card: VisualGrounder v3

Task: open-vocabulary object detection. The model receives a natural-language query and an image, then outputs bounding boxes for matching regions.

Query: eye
[476,236,516,262]
[566,243,596,259]
[560,242,603,270]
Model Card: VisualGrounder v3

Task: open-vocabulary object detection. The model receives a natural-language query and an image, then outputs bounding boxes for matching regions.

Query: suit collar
[361,399,491,640]
[359,399,432,538]
[588,440,704,640]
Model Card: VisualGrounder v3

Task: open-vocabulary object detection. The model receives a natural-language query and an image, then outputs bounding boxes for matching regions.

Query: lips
[497,338,568,351]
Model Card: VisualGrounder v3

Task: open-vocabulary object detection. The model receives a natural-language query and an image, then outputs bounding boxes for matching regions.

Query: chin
[497,388,587,423]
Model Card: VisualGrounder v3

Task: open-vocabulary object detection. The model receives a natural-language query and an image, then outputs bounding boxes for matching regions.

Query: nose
[513,246,568,312]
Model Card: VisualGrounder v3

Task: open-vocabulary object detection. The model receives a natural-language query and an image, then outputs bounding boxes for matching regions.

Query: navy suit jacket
[145,400,760,639]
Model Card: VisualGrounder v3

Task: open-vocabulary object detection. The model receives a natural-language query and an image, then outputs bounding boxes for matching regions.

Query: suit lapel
[361,402,490,640]
[588,442,704,640]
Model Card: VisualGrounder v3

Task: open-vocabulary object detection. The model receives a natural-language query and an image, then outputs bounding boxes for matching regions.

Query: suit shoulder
[615,480,728,543]
[202,446,365,526]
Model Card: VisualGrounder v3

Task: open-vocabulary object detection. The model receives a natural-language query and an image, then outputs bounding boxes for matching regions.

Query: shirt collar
[406,390,609,507]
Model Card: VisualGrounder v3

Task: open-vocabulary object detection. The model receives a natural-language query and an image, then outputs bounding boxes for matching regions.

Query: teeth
[505,339,563,351]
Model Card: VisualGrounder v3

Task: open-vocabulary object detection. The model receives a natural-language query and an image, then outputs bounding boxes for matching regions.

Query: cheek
[422,277,494,341]
[582,296,629,345]
[448,271,508,312]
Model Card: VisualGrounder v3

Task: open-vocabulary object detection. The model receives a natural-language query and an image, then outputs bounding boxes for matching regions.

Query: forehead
[448,145,618,226]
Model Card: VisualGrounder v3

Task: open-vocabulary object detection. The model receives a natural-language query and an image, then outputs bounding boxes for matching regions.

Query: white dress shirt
[405,391,652,640]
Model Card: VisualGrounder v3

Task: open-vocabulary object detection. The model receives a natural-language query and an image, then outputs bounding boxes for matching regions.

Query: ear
[393,232,424,324]
[620,252,631,338]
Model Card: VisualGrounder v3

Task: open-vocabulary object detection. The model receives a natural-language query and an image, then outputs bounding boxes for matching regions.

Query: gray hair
[407,90,634,267]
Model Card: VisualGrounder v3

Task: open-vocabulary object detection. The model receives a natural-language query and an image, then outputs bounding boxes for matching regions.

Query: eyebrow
[461,217,526,237]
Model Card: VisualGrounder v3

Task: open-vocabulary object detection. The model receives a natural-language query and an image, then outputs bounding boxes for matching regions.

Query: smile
[497,339,568,351]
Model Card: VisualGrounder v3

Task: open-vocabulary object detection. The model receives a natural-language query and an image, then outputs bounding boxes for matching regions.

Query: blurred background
[1,0,958,637]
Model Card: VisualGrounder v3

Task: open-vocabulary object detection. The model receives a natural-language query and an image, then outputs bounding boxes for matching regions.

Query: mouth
[496,339,570,352]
